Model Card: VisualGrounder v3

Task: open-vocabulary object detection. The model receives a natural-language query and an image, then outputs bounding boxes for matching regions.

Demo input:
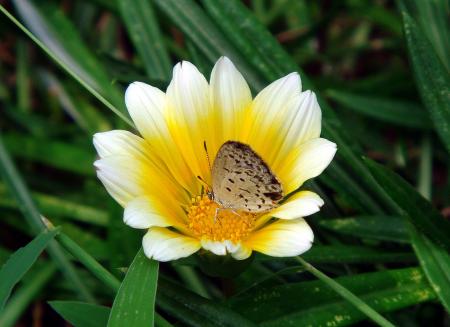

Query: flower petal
[245,219,313,257]
[165,61,211,188]
[243,73,301,164]
[143,227,201,262]
[271,191,324,219]
[278,138,337,194]
[125,82,196,193]
[210,57,252,150]
[201,239,227,256]
[124,196,186,229]
[230,244,252,260]
[271,91,322,170]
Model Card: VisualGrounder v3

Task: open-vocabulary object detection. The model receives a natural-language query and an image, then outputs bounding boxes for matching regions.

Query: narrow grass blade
[117,0,171,80]
[365,159,450,251]
[409,225,450,313]
[400,10,450,152]
[319,215,409,243]
[158,278,257,327]
[0,4,133,127]
[108,248,159,327]
[0,134,94,302]
[326,89,432,129]
[0,264,57,327]
[0,229,58,311]
[295,257,395,327]
[49,301,110,327]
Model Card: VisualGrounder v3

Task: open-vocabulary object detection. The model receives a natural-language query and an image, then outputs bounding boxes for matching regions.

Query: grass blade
[108,248,159,327]
[0,4,133,127]
[0,229,58,311]
[319,215,410,243]
[0,264,57,327]
[0,134,95,302]
[365,159,450,251]
[295,257,395,327]
[117,0,171,80]
[326,89,432,129]
[49,301,110,327]
[400,9,450,152]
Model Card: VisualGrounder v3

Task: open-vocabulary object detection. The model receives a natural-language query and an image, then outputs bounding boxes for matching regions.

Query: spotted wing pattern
[211,141,283,213]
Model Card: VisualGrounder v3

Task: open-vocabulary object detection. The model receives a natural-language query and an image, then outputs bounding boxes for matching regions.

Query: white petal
[125,82,196,193]
[210,56,252,147]
[143,227,201,262]
[201,239,227,256]
[165,61,211,184]
[244,73,302,163]
[245,219,313,257]
[230,244,252,260]
[93,130,150,161]
[271,191,324,220]
[124,196,184,229]
[279,138,337,194]
[94,156,146,206]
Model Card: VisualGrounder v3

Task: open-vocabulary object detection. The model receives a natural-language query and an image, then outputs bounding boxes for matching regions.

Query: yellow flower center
[187,195,256,243]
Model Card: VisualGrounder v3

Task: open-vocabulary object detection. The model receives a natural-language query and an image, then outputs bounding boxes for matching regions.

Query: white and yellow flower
[93,57,336,262]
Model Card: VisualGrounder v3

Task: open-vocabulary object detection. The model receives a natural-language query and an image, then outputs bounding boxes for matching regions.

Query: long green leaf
[50,301,110,327]
[409,225,450,313]
[365,159,450,251]
[158,278,257,327]
[0,4,133,126]
[401,10,450,152]
[229,267,434,326]
[0,134,94,302]
[108,248,159,327]
[319,215,410,243]
[0,229,58,311]
[117,0,171,81]
[326,89,432,129]
[0,264,56,327]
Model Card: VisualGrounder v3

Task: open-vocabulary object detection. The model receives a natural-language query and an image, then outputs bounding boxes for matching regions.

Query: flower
[93,57,336,262]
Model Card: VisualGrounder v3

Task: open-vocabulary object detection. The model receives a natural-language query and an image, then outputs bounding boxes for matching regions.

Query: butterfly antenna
[203,141,212,172]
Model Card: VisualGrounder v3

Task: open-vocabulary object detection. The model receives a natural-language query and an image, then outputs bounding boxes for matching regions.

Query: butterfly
[208,141,283,213]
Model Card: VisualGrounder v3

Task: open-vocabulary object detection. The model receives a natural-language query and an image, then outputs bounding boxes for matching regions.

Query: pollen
[187,195,257,243]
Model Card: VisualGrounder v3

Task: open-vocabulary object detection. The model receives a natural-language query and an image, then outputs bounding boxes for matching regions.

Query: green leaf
[49,301,110,327]
[401,10,450,152]
[117,0,171,81]
[326,89,432,129]
[0,264,56,327]
[229,267,435,326]
[108,248,159,327]
[12,0,125,113]
[153,0,265,90]
[409,225,450,313]
[2,133,95,176]
[158,278,257,327]
[365,159,450,251]
[0,134,95,302]
[319,215,410,243]
[0,228,58,311]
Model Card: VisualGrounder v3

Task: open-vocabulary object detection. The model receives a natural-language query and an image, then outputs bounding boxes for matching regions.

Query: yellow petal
[271,91,322,170]
[242,73,301,164]
[245,219,313,257]
[231,244,252,260]
[271,191,324,219]
[143,227,201,262]
[165,61,212,190]
[209,57,252,154]
[277,138,337,194]
[125,82,197,193]
[124,196,187,230]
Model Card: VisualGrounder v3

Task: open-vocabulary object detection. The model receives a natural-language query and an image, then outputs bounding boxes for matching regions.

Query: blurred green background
[0,0,449,326]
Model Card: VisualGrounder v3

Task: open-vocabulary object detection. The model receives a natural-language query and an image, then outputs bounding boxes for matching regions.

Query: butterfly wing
[211,141,283,213]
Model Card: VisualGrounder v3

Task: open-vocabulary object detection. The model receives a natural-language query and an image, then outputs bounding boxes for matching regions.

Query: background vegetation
[0,0,449,326]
